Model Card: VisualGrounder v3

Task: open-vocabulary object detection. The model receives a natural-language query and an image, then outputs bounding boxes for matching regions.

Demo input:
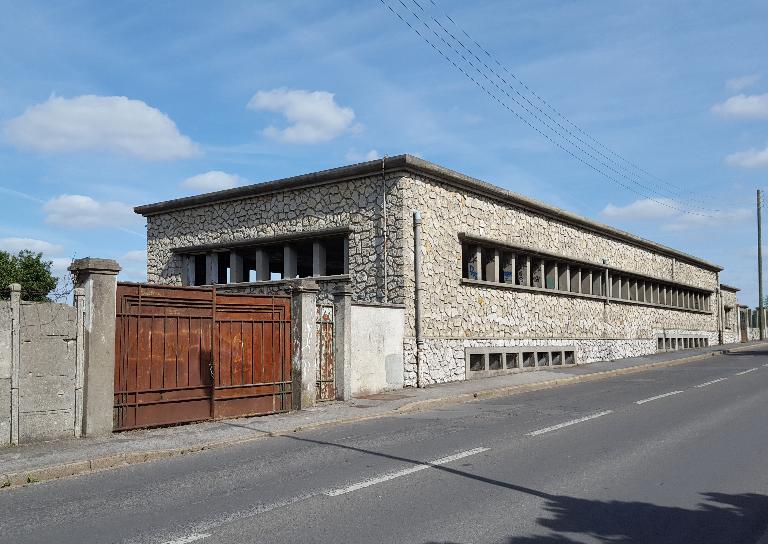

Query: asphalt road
[2,348,768,544]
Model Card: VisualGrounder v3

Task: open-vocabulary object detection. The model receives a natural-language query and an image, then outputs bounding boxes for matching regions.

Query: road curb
[2,343,765,491]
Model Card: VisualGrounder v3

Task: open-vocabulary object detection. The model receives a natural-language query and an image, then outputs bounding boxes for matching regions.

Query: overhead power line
[380,0,719,217]
[423,0,712,207]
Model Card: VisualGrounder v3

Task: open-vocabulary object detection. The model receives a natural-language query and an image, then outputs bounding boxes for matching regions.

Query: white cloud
[600,198,677,220]
[726,74,761,92]
[0,237,63,254]
[345,149,380,162]
[49,257,74,279]
[726,145,768,169]
[662,208,751,232]
[247,89,356,143]
[43,194,139,229]
[4,95,200,160]
[712,93,768,120]
[118,249,147,283]
[601,198,750,231]
[181,170,244,192]
[121,249,147,263]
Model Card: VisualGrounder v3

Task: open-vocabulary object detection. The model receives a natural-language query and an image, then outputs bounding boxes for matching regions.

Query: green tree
[0,250,59,302]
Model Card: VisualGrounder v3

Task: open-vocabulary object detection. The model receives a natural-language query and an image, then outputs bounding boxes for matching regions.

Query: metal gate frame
[114,283,291,431]
[316,305,335,401]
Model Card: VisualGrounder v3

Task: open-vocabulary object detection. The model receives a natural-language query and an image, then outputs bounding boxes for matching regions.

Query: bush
[0,250,59,302]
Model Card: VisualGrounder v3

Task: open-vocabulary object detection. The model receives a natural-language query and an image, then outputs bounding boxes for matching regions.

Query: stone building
[136,154,743,391]
[719,284,741,344]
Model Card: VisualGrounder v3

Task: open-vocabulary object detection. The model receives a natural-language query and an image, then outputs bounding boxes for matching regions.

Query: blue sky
[1,1,767,303]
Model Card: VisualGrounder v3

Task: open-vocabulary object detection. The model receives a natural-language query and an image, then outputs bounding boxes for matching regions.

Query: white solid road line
[324,447,490,496]
[695,378,728,388]
[527,410,613,437]
[162,534,211,544]
[635,391,684,405]
[735,368,759,376]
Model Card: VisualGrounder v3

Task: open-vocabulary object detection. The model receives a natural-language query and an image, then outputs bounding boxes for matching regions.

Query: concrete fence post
[9,283,20,446]
[73,287,86,437]
[290,280,319,410]
[68,258,121,437]
[333,285,353,401]
[0,291,10,447]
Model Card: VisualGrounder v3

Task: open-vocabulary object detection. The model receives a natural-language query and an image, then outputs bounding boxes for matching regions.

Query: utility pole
[758,189,764,340]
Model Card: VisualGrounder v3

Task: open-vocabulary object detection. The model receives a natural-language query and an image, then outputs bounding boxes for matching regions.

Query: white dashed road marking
[325,447,489,496]
[635,391,684,405]
[162,534,211,544]
[735,368,759,376]
[695,378,728,388]
[527,410,613,437]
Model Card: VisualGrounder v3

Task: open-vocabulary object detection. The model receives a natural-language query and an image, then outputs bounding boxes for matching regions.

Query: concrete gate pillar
[333,285,353,401]
[69,258,121,437]
[290,280,319,410]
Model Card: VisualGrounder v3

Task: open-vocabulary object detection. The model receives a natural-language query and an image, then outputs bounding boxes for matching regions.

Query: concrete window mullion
[181,255,195,286]
[229,251,244,284]
[485,249,500,283]
[284,245,297,279]
[312,241,327,277]
[205,252,219,285]
[254,248,270,281]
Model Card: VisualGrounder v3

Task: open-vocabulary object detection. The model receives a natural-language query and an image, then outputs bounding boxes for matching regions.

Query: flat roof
[135,154,723,272]
[720,283,741,292]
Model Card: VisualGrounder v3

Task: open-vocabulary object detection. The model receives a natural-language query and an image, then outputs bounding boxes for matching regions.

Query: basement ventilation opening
[488,353,503,370]
[523,352,536,368]
[466,346,578,378]
[655,334,710,353]
[506,353,519,369]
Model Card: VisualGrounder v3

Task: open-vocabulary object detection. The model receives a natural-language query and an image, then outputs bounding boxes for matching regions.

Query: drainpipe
[413,210,424,388]
[382,156,388,303]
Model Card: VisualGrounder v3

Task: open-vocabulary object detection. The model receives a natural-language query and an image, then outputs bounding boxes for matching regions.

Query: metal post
[413,211,424,388]
[758,189,764,340]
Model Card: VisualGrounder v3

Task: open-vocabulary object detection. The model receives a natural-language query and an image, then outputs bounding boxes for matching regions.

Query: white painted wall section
[351,305,405,396]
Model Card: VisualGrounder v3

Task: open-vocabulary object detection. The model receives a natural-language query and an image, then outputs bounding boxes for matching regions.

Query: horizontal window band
[460,278,711,315]
[458,232,714,294]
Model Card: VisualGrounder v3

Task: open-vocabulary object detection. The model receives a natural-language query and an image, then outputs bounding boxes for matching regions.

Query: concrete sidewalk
[2,340,766,489]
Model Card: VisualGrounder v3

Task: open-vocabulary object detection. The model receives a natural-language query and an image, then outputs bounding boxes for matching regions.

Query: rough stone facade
[146,174,405,306]
[139,156,744,389]
[720,286,740,345]
[399,173,719,385]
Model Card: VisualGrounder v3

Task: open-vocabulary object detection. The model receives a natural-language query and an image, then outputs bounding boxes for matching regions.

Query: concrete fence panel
[0,257,120,447]
[17,300,79,442]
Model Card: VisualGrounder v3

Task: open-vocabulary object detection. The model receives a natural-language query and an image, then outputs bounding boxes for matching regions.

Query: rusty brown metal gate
[316,305,335,401]
[114,284,291,431]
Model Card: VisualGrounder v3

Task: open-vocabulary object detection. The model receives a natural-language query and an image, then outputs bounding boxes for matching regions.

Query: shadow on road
[223,421,768,544]
[727,349,768,357]
[425,492,768,544]
[496,491,768,544]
